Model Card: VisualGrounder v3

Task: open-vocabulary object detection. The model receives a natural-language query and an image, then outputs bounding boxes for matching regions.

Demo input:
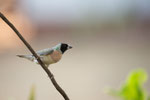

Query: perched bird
[17,43,72,67]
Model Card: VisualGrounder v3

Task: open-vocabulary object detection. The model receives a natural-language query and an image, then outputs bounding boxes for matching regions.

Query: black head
[60,43,72,54]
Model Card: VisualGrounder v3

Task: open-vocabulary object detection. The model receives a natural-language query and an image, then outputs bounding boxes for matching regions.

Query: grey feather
[17,55,34,61]
[17,48,54,63]
[36,48,54,56]
[17,48,54,62]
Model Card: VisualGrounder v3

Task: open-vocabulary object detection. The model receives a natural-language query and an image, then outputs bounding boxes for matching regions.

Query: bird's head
[59,43,72,54]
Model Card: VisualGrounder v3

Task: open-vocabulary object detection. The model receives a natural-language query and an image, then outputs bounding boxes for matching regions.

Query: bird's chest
[42,51,62,65]
[50,51,62,63]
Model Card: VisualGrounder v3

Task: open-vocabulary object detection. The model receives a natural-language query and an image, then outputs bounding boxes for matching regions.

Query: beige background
[0,0,150,100]
[0,32,150,100]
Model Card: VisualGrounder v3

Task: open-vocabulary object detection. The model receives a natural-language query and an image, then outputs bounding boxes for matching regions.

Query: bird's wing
[36,48,54,56]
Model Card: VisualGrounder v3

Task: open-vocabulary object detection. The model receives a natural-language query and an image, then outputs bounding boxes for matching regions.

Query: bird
[17,43,72,67]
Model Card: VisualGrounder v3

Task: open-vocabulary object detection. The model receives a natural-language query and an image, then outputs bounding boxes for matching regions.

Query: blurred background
[0,0,150,100]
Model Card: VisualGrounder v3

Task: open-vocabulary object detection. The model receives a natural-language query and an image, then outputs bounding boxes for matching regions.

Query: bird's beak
[68,45,72,49]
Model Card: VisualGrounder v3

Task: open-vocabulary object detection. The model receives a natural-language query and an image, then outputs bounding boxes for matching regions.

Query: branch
[0,12,70,100]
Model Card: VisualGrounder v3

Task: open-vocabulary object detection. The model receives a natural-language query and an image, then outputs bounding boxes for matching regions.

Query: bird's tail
[17,55,34,61]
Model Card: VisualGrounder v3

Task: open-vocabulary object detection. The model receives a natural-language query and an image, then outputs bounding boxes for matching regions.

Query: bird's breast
[50,51,62,63]
[40,51,62,66]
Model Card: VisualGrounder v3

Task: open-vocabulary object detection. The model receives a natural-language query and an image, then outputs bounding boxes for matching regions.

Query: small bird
[17,43,72,67]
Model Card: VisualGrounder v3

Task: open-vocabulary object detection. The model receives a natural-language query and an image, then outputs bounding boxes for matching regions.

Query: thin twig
[0,12,70,100]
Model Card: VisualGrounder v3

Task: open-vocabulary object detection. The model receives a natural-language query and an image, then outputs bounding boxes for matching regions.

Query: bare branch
[0,12,70,100]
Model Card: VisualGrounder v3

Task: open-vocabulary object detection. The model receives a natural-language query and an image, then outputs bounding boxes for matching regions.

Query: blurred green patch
[108,69,149,100]
[28,85,35,100]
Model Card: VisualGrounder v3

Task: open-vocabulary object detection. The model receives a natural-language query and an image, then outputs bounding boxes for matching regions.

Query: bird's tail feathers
[17,55,34,61]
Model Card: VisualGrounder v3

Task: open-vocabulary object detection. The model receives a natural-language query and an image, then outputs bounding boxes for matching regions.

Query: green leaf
[108,69,148,100]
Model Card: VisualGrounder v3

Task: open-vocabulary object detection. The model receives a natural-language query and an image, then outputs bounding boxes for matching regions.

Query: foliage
[109,69,149,100]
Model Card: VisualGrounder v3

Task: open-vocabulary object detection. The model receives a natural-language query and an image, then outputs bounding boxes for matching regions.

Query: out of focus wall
[0,0,150,100]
